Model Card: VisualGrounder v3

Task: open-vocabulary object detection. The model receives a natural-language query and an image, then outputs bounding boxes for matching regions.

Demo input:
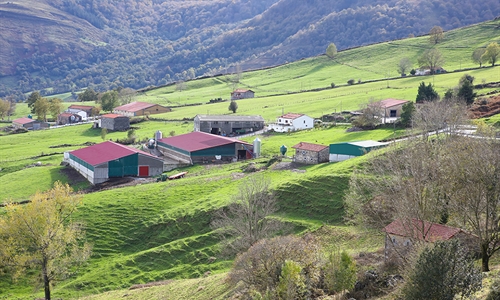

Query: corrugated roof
[348,140,389,148]
[59,113,74,117]
[102,113,128,119]
[373,99,409,108]
[292,142,328,152]
[158,131,251,152]
[70,141,159,166]
[383,219,463,242]
[195,114,264,122]
[232,89,253,93]
[69,105,94,110]
[12,117,36,125]
[114,101,158,112]
[279,113,304,120]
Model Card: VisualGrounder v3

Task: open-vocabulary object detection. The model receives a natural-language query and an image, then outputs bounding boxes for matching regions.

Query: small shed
[231,89,255,100]
[383,219,479,259]
[12,117,49,130]
[329,140,388,162]
[194,114,265,135]
[371,99,409,122]
[157,131,253,164]
[292,142,329,164]
[57,113,82,125]
[64,141,164,184]
[113,101,171,117]
[101,114,130,131]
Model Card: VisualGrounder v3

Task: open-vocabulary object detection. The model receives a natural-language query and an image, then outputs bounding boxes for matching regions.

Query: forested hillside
[1,0,500,99]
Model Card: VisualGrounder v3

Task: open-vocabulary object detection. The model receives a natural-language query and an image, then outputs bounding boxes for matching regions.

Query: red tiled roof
[13,117,36,125]
[101,113,127,119]
[70,141,158,166]
[292,142,328,152]
[157,131,251,152]
[59,113,74,117]
[69,105,94,110]
[373,99,409,108]
[232,89,253,93]
[279,113,304,120]
[114,101,157,112]
[383,219,463,242]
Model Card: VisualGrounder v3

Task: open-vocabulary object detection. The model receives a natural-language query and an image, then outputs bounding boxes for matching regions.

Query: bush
[323,251,357,294]
[401,239,482,300]
[347,79,355,85]
[486,279,500,300]
[331,82,336,88]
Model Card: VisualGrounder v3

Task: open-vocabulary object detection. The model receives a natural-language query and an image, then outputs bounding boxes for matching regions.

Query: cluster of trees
[0,97,16,121]
[26,91,64,122]
[472,42,500,67]
[3,0,500,99]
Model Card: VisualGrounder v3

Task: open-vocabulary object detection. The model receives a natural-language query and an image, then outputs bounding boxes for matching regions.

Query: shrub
[486,279,500,300]
[410,69,416,75]
[323,251,357,294]
[331,82,336,88]
[401,239,482,300]
[277,260,307,300]
[347,79,355,85]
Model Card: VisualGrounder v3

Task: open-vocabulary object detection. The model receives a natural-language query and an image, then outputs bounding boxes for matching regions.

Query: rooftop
[70,141,158,166]
[383,219,466,242]
[195,114,264,122]
[12,117,36,125]
[292,142,328,152]
[101,113,128,119]
[348,140,389,148]
[232,89,253,93]
[279,113,305,120]
[372,98,409,108]
[68,104,95,110]
[114,101,160,112]
[158,131,250,152]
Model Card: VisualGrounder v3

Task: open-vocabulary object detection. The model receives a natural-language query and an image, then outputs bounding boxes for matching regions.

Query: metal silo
[253,138,261,158]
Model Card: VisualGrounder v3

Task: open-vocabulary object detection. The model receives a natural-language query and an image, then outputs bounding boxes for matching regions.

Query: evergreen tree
[416,82,439,103]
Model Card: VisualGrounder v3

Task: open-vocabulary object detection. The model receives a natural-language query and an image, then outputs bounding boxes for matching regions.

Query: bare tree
[397,57,413,76]
[351,100,384,128]
[472,48,486,67]
[429,26,444,44]
[211,175,287,255]
[118,87,137,105]
[418,48,444,74]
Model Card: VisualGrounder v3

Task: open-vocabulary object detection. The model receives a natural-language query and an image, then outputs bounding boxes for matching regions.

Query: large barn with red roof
[64,141,164,184]
[156,131,253,164]
[113,101,171,117]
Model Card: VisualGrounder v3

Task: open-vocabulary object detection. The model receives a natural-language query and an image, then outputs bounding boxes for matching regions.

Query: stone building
[100,114,130,131]
[292,142,329,164]
[194,114,265,136]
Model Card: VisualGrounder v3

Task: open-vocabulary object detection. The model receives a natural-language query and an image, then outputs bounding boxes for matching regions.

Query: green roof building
[329,140,388,162]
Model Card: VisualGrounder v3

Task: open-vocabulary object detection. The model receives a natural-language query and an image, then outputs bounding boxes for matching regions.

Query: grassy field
[1,18,500,300]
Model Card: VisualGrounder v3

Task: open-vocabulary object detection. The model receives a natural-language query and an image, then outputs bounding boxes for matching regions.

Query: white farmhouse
[268,113,314,133]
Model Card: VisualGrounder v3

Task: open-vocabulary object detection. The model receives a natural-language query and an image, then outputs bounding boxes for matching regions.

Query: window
[304,120,306,123]
[390,110,397,117]
[392,238,397,245]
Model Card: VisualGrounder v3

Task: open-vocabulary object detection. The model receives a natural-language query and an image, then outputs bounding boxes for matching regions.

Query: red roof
[13,117,36,125]
[114,101,157,113]
[69,105,94,110]
[101,113,127,119]
[70,141,159,166]
[383,219,464,242]
[157,131,251,152]
[59,113,74,117]
[279,113,304,120]
[374,99,409,108]
[232,89,253,93]
[292,142,328,152]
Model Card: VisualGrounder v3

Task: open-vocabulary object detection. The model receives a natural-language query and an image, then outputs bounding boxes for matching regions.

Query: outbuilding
[57,113,82,125]
[113,101,171,117]
[64,141,164,184]
[329,140,388,162]
[67,104,97,119]
[371,99,409,123]
[12,117,49,130]
[292,142,329,164]
[101,114,130,131]
[230,89,255,100]
[194,114,265,135]
[156,131,253,164]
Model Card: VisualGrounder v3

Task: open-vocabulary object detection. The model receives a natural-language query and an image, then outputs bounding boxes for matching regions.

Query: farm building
[113,101,171,117]
[268,113,314,133]
[12,117,49,130]
[156,131,253,164]
[329,140,388,162]
[292,142,329,164]
[194,114,265,135]
[383,219,478,259]
[371,99,409,123]
[67,104,97,119]
[231,89,255,100]
[57,113,82,125]
[64,141,164,184]
[100,114,130,131]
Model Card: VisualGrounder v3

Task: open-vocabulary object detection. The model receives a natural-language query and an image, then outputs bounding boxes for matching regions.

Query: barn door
[138,166,149,177]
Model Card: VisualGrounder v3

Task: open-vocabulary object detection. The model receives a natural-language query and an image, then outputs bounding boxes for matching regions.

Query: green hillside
[1,19,500,299]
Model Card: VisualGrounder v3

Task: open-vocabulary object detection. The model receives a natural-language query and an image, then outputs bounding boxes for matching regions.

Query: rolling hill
[2,0,500,99]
